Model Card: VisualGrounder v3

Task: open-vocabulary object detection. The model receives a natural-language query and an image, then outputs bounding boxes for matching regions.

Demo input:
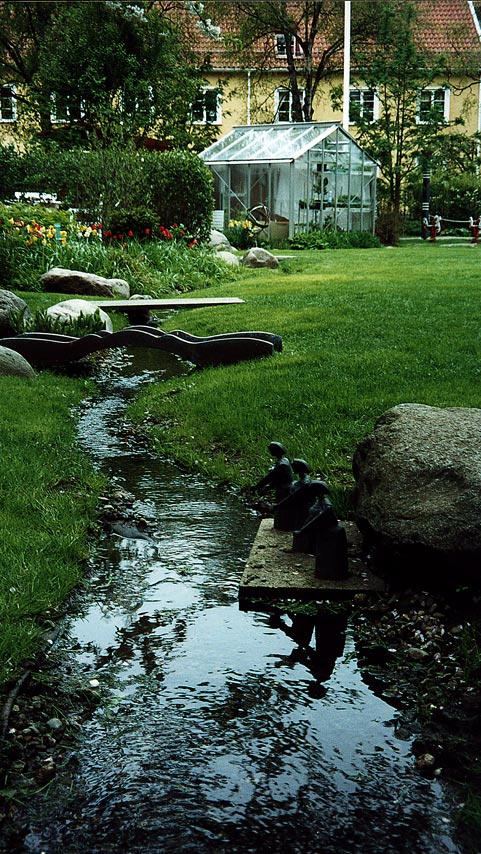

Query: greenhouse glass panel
[200,123,377,239]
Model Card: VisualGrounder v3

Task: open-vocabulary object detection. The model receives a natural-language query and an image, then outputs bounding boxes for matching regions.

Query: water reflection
[266,608,347,698]
[20,349,462,854]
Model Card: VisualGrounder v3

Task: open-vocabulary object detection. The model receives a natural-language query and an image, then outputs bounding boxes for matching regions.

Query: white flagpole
[342,0,351,130]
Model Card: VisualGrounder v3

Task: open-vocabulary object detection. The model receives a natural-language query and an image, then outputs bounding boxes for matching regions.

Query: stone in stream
[110,520,155,541]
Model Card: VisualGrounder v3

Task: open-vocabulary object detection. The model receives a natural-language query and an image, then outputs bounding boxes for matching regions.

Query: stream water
[21,349,462,854]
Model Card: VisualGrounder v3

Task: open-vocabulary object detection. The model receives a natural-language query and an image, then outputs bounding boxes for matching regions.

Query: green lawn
[2,240,481,685]
[128,243,481,512]
[0,372,104,685]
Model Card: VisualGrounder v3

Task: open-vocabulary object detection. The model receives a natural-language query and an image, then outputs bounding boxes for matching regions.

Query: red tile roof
[417,0,480,53]
[173,1,481,70]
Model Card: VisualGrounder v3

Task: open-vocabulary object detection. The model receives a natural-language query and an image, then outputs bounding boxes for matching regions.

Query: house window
[417,87,449,123]
[349,88,377,124]
[275,33,302,58]
[50,93,84,123]
[120,85,155,122]
[0,85,16,122]
[192,87,221,124]
[274,87,304,122]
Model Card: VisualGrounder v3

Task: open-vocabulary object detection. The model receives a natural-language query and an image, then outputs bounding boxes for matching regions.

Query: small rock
[406,647,430,661]
[415,753,436,775]
[47,717,63,731]
[34,757,56,785]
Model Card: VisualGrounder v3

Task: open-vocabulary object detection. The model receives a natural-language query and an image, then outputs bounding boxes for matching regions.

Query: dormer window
[275,33,303,58]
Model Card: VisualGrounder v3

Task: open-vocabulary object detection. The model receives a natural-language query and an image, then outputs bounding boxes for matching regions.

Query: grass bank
[128,243,481,511]
[0,371,104,686]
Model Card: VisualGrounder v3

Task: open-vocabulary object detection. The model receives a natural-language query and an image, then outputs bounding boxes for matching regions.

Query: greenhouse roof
[199,122,373,165]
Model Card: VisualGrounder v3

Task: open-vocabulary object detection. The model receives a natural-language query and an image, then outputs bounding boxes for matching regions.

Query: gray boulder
[353,403,481,580]
[46,299,113,332]
[40,267,130,298]
[0,289,32,337]
[208,229,231,251]
[216,250,240,266]
[241,247,279,269]
[0,345,36,378]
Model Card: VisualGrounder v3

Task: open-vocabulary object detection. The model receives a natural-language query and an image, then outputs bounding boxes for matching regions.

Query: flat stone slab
[240,518,385,602]
[95,298,245,313]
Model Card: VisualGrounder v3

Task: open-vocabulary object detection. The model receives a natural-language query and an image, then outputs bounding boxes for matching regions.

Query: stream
[20,348,462,854]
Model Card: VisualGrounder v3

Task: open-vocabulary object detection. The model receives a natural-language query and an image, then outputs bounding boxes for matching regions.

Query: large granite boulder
[46,299,113,332]
[0,289,32,337]
[353,403,481,581]
[0,345,36,378]
[241,247,279,269]
[208,229,232,251]
[216,250,240,266]
[40,267,130,298]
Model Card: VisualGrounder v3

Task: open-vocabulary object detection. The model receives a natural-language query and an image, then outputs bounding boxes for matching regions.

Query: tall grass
[128,244,481,513]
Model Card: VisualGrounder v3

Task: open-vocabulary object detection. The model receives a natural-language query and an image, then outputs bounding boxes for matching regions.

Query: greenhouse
[199,122,378,241]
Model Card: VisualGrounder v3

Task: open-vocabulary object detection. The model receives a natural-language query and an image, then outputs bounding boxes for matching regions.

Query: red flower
[145,228,150,235]
[128,230,134,238]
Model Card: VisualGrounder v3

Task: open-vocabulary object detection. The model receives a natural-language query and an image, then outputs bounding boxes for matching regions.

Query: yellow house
[2,2,480,148]
[189,1,481,139]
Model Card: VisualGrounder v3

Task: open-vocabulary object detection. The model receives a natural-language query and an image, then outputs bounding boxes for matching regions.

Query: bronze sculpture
[252,442,295,503]
[252,443,349,580]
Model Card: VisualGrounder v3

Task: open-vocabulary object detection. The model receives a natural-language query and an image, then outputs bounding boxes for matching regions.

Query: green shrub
[407,173,481,226]
[289,228,381,250]
[431,174,481,225]
[3,146,215,244]
[0,201,73,231]
[0,145,24,201]
[147,150,214,243]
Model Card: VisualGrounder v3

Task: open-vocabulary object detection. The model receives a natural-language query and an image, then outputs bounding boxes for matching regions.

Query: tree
[336,1,474,242]
[201,0,379,123]
[0,0,216,149]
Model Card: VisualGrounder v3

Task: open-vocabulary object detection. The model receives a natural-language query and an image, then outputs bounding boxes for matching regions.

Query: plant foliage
[0,0,217,149]
[288,228,381,250]
[9,307,105,337]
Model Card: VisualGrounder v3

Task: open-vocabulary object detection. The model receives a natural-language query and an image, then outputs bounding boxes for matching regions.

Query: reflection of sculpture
[252,442,294,503]
[271,608,347,697]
